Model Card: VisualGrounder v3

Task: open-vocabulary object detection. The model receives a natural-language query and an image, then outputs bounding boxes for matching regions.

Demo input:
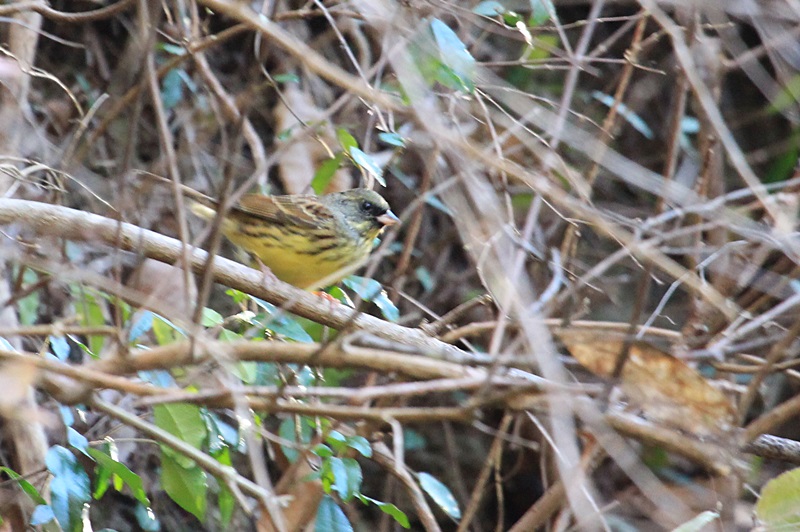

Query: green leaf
[204,412,242,453]
[326,431,348,453]
[641,445,670,471]
[138,369,176,388]
[219,328,243,342]
[418,472,461,519]
[128,311,154,343]
[0,466,46,505]
[349,147,386,186]
[0,336,15,352]
[524,34,556,64]
[213,447,235,525]
[231,361,258,384]
[423,194,452,215]
[324,286,352,306]
[66,335,92,361]
[159,43,186,56]
[473,1,505,15]
[273,73,300,84]
[435,65,469,93]
[506,12,527,29]
[680,116,700,134]
[250,299,314,342]
[134,502,161,531]
[404,429,427,451]
[312,155,344,194]
[345,436,372,458]
[30,505,55,526]
[160,452,207,522]
[46,445,91,532]
[201,307,224,327]
[161,69,184,110]
[591,91,654,140]
[226,288,249,305]
[329,457,362,502]
[378,132,406,148]
[50,335,71,361]
[87,448,150,505]
[93,454,113,500]
[770,73,800,113]
[313,444,334,458]
[278,417,313,463]
[336,128,359,152]
[67,428,90,457]
[342,276,399,322]
[154,404,207,450]
[315,495,353,532]
[152,314,186,345]
[755,468,800,529]
[218,482,235,525]
[295,365,317,387]
[415,267,435,293]
[530,0,554,25]
[277,126,295,141]
[260,313,314,343]
[672,511,720,532]
[357,495,410,528]
[320,458,334,492]
[72,287,106,357]
[430,19,476,93]
[321,367,353,387]
[18,268,39,326]
[375,501,410,528]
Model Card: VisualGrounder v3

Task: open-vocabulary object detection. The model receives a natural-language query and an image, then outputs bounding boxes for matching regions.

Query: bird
[189,188,399,289]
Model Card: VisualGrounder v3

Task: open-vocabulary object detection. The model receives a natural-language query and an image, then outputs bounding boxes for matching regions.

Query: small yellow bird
[189,188,399,289]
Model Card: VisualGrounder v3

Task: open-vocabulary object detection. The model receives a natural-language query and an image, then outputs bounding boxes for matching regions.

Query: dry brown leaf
[557,330,736,436]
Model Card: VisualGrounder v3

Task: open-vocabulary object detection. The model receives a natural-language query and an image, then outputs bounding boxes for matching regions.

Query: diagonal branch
[0,198,480,362]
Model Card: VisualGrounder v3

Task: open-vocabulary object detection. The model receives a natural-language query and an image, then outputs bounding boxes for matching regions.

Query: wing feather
[234,194,335,229]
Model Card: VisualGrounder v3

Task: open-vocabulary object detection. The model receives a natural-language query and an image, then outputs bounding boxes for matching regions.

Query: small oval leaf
[755,468,800,529]
[418,472,461,519]
[336,128,359,152]
[378,132,406,147]
[349,147,386,186]
[430,19,476,93]
[315,496,354,532]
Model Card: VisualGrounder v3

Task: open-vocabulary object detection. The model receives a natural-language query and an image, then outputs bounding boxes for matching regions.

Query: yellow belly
[223,226,372,289]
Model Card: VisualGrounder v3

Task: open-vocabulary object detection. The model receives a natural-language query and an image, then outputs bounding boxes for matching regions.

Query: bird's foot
[311,291,339,304]
[253,257,278,285]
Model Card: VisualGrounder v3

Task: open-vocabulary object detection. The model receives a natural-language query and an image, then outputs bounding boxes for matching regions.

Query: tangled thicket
[0,1,798,531]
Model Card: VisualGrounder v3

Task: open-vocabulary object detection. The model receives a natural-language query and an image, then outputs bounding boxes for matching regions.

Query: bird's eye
[361,200,374,213]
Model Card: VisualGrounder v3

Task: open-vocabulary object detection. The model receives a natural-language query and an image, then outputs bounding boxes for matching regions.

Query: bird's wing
[235,194,334,229]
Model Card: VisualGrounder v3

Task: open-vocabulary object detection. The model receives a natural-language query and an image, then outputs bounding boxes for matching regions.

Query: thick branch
[0,198,476,363]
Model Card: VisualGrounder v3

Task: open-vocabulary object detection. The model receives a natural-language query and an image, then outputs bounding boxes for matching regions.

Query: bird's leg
[311,290,339,304]
[251,255,278,285]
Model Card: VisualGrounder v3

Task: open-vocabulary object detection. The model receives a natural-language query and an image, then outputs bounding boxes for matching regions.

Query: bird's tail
[188,201,218,221]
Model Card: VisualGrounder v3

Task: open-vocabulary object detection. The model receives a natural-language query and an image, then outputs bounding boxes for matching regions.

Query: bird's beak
[377,210,400,227]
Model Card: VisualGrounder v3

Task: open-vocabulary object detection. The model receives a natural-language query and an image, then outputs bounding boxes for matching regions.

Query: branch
[4,339,798,475]
[90,397,288,531]
[0,198,476,363]
[196,0,400,111]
